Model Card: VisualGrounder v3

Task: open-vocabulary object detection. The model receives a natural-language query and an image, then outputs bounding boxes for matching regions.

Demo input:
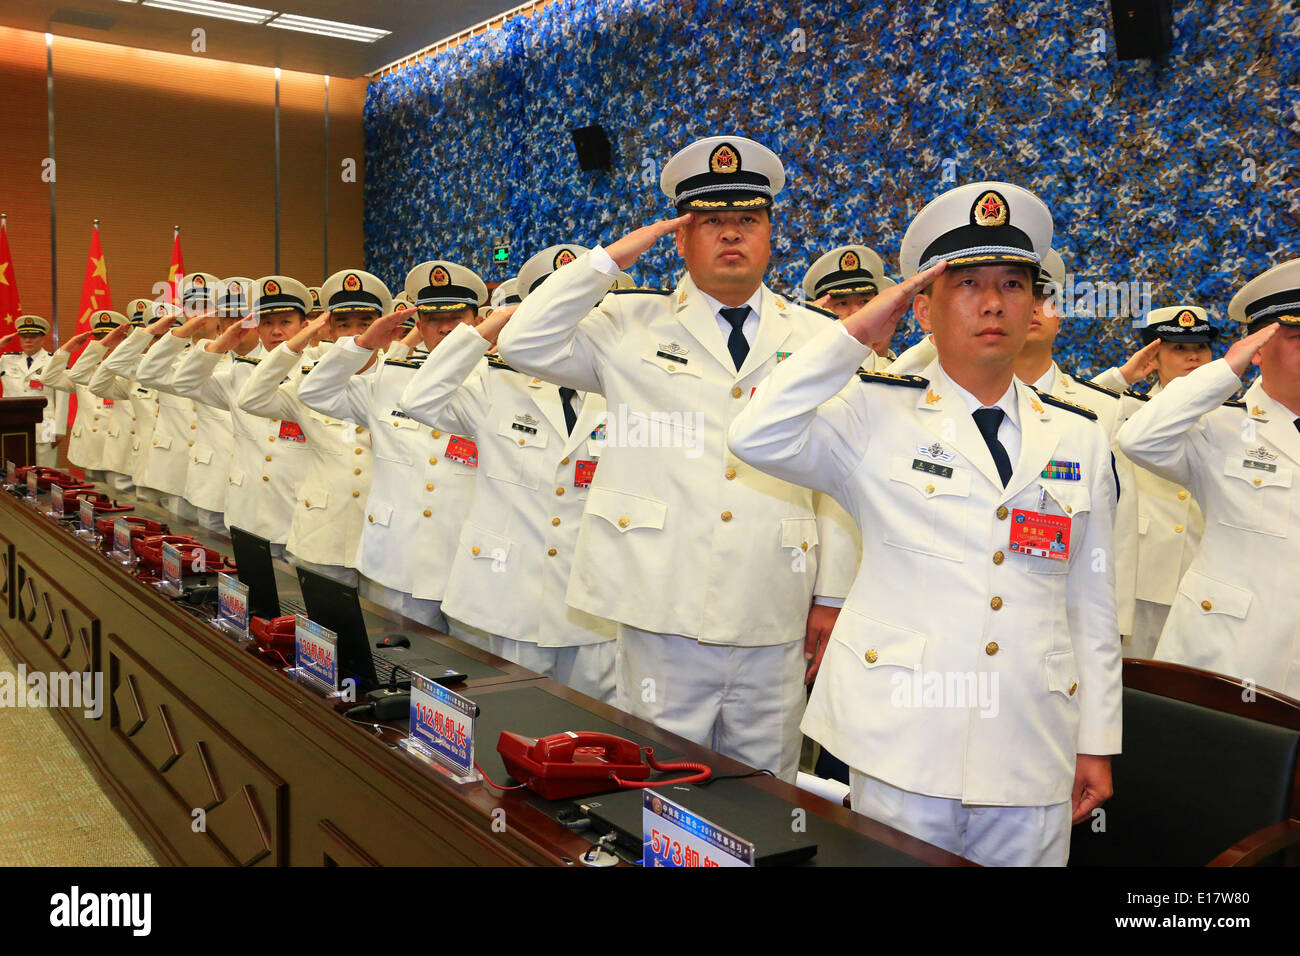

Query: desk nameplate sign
[401,673,480,784]
[286,615,343,697]
[4,460,14,489]
[110,517,135,566]
[158,542,184,597]
[643,791,754,867]
[48,482,64,519]
[75,497,98,542]
[214,573,250,642]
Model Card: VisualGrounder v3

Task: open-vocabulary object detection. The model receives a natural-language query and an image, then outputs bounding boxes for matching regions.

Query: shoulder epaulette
[383,357,423,369]
[609,288,672,296]
[1033,387,1098,420]
[486,354,515,371]
[856,370,928,388]
[1069,376,1121,400]
[1123,388,1149,402]
[233,356,261,366]
[1223,399,1246,409]
[803,304,840,321]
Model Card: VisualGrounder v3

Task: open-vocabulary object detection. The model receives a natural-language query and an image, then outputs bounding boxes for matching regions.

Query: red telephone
[497,730,712,800]
[250,615,297,654]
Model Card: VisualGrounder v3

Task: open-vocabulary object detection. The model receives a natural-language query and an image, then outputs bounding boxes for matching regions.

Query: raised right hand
[1118,338,1162,384]
[1225,322,1279,376]
[58,330,95,353]
[604,214,693,270]
[355,306,416,351]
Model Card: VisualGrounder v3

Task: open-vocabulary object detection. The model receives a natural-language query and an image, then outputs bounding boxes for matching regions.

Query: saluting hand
[355,306,416,351]
[605,214,693,270]
[1225,322,1279,376]
[58,330,95,354]
[1118,338,1162,384]
[169,309,216,340]
[0,332,17,350]
[842,261,946,348]
[100,324,130,350]
[286,313,330,355]
[476,305,517,348]
[143,311,178,336]
[206,315,253,354]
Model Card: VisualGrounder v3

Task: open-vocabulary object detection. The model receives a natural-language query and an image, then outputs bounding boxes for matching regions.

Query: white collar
[698,286,764,321]
[1031,362,1058,394]
[937,362,1021,429]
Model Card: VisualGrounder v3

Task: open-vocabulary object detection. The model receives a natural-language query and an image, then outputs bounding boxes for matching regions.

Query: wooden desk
[0,396,47,469]
[0,485,969,867]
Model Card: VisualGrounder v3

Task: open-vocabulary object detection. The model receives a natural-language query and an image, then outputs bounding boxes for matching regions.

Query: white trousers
[104,470,133,494]
[1127,600,1170,660]
[850,772,1072,866]
[447,618,616,703]
[164,494,197,522]
[133,486,162,504]
[286,552,358,588]
[195,506,226,533]
[35,443,58,468]
[614,625,804,783]
[358,578,446,632]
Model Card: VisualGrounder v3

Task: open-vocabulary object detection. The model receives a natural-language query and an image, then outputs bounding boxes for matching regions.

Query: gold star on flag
[91,256,108,281]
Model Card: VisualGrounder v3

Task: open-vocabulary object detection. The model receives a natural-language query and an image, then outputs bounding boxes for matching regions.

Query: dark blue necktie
[720,306,751,371]
[558,386,578,435]
[972,407,1013,487]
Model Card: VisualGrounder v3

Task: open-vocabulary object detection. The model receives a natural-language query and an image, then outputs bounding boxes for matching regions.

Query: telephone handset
[497,730,712,800]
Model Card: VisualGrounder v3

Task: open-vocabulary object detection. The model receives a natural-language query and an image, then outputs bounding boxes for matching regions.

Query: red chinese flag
[168,229,184,306]
[0,221,21,353]
[68,224,114,430]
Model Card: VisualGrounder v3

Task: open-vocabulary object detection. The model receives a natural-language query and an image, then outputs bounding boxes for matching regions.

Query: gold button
[556,487,565,496]
[432,430,441,439]
[1253,477,1262,486]
[423,509,431,517]
[324,419,331,424]
[190,424,196,429]
[547,548,557,557]
[721,511,732,522]
[393,421,400,428]
[725,467,736,480]
[425,482,434,491]
[352,490,360,498]
[268,436,275,442]
[731,387,742,398]
[667,364,676,372]
[990,596,1003,610]
[262,475,269,482]
[800,541,808,552]
[561,457,570,465]
[1178,491,1188,500]
[531,378,540,384]
[304,500,311,508]
[153,440,157,445]
[92,428,97,432]
[1201,600,1212,612]
[368,514,374,523]
[925,483,935,494]
[471,546,480,555]
[188,441,194,447]
[428,457,437,465]
[992,551,1004,565]
[864,649,878,664]
[354,467,361,475]
[519,438,526,445]
[130,430,135,434]
[997,506,1009,520]
[1173,524,1184,533]
[1069,682,1078,696]
[193,457,198,462]
[618,516,629,528]
[1065,505,1073,514]
[985,642,999,655]
[355,425,363,433]
[354,447,363,455]
[552,517,561,527]
[265,455,272,462]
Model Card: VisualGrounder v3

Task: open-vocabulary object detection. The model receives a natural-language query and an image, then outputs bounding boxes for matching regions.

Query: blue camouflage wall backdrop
[363,0,1300,375]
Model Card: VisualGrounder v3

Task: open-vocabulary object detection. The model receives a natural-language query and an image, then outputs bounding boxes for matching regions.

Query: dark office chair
[1069,659,1300,866]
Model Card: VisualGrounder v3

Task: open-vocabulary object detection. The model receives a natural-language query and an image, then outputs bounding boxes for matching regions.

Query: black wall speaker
[1111,0,1173,60]
[571,124,612,171]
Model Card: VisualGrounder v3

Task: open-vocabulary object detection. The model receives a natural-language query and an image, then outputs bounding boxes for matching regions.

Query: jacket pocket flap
[192,444,213,465]
[780,516,819,551]
[301,488,329,510]
[1178,570,1252,619]
[835,610,926,671]
[464,524,512,560]
[367,502,393,526]
[1041,481,1091,516]
[1044,649,1079,698]
[497,415,549,449]
[640,351,701,377]
[586,487,667,533]
[888,455,971,499]
[1224,456,1293,490]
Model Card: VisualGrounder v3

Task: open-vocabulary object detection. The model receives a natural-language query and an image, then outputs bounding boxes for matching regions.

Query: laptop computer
[294,566,467,693]
[229,526,306,619]
[576,783,819,866]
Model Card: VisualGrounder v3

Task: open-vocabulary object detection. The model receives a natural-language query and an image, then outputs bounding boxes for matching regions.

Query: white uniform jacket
[237,343,374,568]
[495,253,856,647]
[1,349,68,446]
[86,358,142,477]
[38,345,110,471]
[728,324,1123,806]
[1117,360,1300,696]
[297,338,477,601]
[399,322,616,647]
[170,343,309,545]
[128,332,200,496]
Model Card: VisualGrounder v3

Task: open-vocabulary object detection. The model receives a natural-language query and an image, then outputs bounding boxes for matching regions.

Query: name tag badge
[911,458,954,479]
[445,435,478,467]
[1009,509,1071,561]
[29,380,43,391]
[511,421,537,435]
[278,420,306,442]
[1242,459,1278,474]
[102,399,114,407]
[574,459,597,488]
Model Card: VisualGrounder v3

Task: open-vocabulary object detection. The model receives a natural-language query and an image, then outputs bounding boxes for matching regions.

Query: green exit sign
[492,245,509,264]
